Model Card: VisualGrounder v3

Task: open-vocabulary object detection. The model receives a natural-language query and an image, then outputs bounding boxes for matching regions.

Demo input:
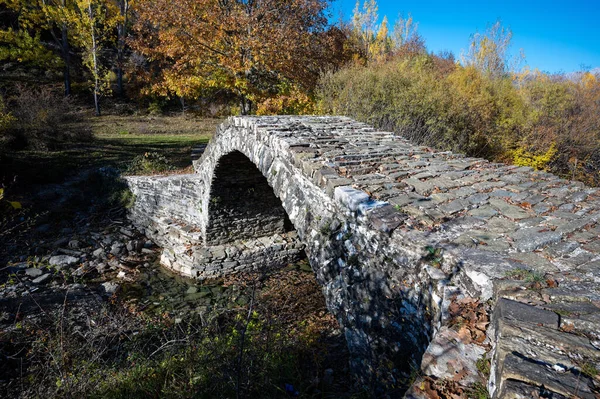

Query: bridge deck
[226,116,600,397]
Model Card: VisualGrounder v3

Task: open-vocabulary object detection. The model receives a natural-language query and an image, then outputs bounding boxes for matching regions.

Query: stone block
[494,298,559,330]
[420,327,486,386]
[334,186,370,211]
[497,353,595,399]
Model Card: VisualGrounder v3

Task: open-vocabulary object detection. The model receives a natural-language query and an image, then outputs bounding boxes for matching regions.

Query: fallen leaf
[475,321,489,331]
[457,326,472,344]
[474,329,486,344]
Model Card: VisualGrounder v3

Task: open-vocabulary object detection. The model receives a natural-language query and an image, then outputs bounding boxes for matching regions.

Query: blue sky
[330,0,600,74]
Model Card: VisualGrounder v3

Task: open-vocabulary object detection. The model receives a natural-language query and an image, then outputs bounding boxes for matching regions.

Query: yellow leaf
[9,201,22,209]
[0,188,3,200]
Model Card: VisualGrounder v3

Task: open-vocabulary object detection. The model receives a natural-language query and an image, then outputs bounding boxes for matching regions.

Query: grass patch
[581,362,599,379]
[504,268,545,283]
[0,114,221,187]
[466,382,490,399]
[125,152,175,175]
[476,356,491,377]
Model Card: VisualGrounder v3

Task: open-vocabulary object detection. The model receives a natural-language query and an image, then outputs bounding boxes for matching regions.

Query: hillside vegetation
[317,13,600,186]
[318,53,600,186]
[1,0,598,185]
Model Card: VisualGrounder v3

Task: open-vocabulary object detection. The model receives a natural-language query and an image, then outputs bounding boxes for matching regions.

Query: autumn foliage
[0,0,599,185]
[132,0,336,114]
[318,16,600,186]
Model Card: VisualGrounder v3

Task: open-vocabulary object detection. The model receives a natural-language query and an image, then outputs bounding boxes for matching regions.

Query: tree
[132,0,331,115]
[0,28,61,68]
[462,20,524,79]
[351,0,378,62]
[391,13,424,57]
[114,0,132,96]
[0,0,73,94]
[369,15,391,62]
[70,0,119,115]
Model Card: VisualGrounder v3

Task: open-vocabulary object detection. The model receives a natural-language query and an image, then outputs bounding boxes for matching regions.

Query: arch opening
[206,150,294,246]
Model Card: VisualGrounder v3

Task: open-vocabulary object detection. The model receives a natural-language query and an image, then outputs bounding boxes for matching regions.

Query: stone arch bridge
[126,116,600,398]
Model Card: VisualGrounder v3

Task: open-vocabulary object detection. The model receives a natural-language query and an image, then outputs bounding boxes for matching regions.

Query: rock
[119,227,135,237]
[35,224,51,233]
[488,198,532,220]
[498,379,568,399]
[186,286,198,294]
[510,228,562,252]
[468,206,498,218]
[494,298,559,329]
[54,237,69,247]
[57,248,83,256]
[117,271,126,279]
[334,186,370,210]
[499,353,595,399]
[438,199,470,215]
[49,255,79,267]
[32,273,51,284]
[367,204,407,234]
[110,242,125,256]
[68,240,81,249]
[96,263,107,273]
[25,268,43,278]
[420,327,486,386]
[92,248,105,259]
[101,282,119,295]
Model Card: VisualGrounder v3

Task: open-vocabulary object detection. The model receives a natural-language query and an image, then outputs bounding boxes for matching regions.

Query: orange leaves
[447,297,490,346]
[132,0,332,105]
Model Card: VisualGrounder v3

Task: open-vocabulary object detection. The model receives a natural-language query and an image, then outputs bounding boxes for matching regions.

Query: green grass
[0,115,221,188]
[467,382,490,399]
[476,356,491,377]
[504,268,545,283]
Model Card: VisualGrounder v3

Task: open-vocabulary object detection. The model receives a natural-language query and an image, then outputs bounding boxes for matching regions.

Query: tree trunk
[180,96,186,114]
[93,87,100,116]
[89,1,101,116]
[61,24,71,96]
[240,96,252,115]
[116,0,128,97]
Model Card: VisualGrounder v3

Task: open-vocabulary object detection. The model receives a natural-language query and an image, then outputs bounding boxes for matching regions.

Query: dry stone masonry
[126,116,600,398]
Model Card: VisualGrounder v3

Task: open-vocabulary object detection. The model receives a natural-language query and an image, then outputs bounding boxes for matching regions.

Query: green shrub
[317,54,520,159]
[125,152,175,175]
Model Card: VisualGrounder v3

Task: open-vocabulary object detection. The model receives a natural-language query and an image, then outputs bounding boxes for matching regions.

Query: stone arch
[194,119,337,250]
[205,150,293,245]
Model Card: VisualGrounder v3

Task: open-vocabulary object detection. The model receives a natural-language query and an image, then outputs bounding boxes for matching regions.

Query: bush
[125,152,175,175]
[0,96,15,147]
[317,54,513,158]
[1,84,87,149]
[256,83,317,115]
